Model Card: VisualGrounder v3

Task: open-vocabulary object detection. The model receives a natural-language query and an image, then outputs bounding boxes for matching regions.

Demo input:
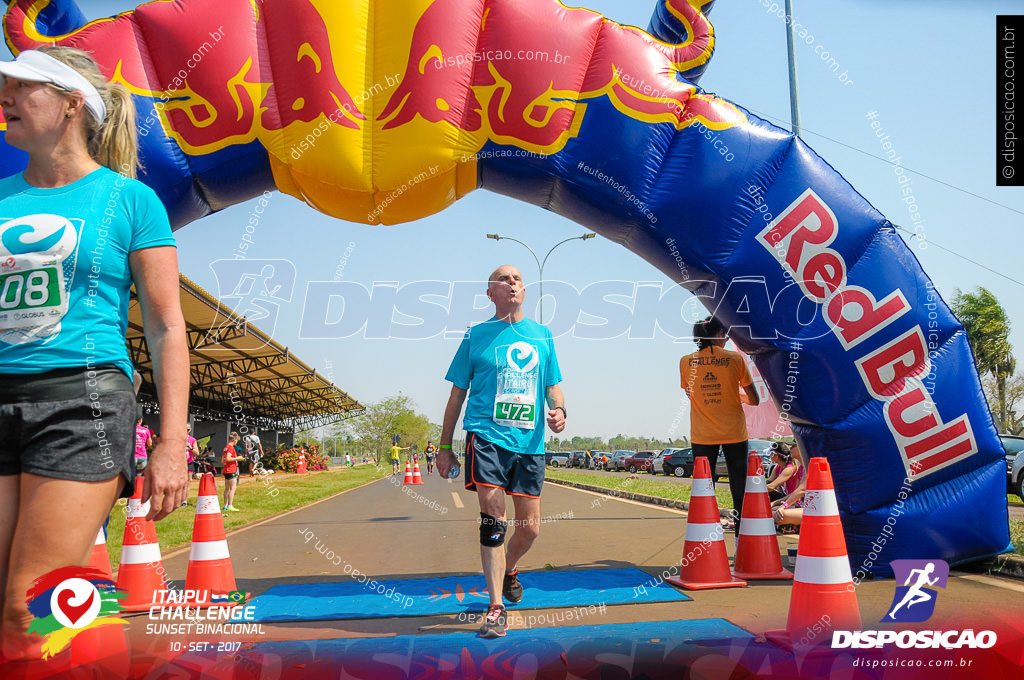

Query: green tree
[951,287,1016,432]
[344,395,433,463]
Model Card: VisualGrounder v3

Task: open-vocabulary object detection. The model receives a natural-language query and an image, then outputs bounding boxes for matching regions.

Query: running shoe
[502,568,523,604]
[228,505,240,512]
[478,604,507,638]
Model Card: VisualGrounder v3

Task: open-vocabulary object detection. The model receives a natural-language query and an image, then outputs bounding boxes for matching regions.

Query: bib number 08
[495,402,535,423]
[0,268,58,310]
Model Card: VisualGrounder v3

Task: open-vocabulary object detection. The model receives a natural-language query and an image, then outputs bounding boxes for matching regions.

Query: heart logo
[506,342,538,373]
[56,586,96,627]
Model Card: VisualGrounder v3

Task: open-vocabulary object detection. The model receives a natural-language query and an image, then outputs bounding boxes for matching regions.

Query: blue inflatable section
[0,0,1010,578]
[472,6,1009,577]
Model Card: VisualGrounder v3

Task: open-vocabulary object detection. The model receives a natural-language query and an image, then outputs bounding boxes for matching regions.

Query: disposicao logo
[832,559,997,650]
[883,558,949,623]
[26,566,127,658]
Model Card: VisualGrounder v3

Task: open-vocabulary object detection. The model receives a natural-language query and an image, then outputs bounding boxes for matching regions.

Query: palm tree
[951,287,1015,431]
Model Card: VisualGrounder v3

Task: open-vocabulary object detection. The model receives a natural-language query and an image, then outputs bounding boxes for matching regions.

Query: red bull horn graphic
[0,0,1009,578]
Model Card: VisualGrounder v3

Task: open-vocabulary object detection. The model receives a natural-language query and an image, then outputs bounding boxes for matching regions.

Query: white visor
[0,49,106,122]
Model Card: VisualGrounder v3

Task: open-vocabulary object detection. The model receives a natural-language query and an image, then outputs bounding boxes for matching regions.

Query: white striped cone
[666,457,747,590]
[412,462,424,485]
[185,473,239,606]
[766,457,860,648]
[87,526,114,581]
[116,477,168,611]
[733,453,793,580]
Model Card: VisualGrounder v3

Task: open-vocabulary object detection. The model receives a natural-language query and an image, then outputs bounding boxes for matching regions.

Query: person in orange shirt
[680,316,760,532]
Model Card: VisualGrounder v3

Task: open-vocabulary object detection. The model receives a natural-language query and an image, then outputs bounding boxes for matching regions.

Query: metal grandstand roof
[126,275,363,431]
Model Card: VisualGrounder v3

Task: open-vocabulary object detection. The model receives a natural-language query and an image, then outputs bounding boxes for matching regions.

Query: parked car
[1002,435,1024,495]
[713,439,775,481]
[589,451,611,469]
[1011,449,1024,500]
[624,450,656,473]
[568,451,587,468]
[661,448,693,477]
[650,450,671,475]
[547,452,570,467]
[605,450,632,471]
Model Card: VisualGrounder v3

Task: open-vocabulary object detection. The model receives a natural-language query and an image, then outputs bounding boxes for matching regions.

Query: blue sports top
[446,317,562,454]
[0,167,175,378]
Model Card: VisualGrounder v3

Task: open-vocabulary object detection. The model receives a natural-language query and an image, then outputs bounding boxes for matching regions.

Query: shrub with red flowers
[276,448,329,473]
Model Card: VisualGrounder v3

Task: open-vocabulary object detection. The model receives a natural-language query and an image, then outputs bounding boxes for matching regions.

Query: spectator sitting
[771,442,806,531]
[765,442,803,503]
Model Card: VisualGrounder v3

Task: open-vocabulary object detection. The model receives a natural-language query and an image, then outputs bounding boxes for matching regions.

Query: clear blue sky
[6,1,1022,441]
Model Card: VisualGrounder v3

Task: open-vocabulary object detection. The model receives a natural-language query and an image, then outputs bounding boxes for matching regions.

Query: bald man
[437,265,566,638]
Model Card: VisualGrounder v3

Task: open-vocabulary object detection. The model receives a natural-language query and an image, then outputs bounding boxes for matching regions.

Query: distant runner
[424,440,437,475]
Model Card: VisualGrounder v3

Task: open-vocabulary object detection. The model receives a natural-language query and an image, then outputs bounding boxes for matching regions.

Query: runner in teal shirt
[437,265,566,639]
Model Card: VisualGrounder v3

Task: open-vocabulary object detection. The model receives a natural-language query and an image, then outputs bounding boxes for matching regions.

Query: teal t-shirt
[0,167,175,378]
[445,317,562,455]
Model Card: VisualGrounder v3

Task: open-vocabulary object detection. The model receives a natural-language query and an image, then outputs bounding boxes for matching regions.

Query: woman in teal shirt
[0,47,189,659]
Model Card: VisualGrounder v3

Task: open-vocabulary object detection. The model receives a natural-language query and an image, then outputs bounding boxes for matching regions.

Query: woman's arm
[130,246,189,520]
[766,463,795,491]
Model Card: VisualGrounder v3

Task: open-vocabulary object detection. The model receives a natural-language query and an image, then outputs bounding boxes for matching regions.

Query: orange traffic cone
[412,461,425,485]
[296,450,307,474]
[732,453,793,580]
[116,477,168,611]
[666,457,747,590]
[765,457,860,649]
[88,526,114,580]
[185,473,241,606]
[402,461,414,485]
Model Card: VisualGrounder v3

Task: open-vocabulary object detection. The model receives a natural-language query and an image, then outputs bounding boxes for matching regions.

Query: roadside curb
[979,553,1024,580]
[544,477,733,519]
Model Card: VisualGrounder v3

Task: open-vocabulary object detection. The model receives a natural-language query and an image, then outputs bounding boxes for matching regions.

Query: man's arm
[437,385,468,476]
[545,384,566,433]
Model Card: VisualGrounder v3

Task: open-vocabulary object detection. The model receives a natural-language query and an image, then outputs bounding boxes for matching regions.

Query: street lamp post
[486,232,596,324]
[784,0,802,138]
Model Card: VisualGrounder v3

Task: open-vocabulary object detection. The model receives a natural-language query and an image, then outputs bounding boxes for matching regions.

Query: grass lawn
[545,468,1024,557]
[545,467,735,510]
[103,465,385,570]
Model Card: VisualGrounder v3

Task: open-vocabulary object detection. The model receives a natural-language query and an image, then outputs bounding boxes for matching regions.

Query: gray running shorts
[0,366,136,498]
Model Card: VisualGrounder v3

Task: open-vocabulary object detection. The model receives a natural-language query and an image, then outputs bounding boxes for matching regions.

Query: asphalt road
[153,469,1023,644]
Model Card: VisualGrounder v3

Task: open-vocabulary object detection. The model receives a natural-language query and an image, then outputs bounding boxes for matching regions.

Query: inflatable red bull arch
[0,0,1010,577]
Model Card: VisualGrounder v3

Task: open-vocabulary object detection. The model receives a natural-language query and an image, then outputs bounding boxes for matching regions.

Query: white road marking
[451,492,464,509]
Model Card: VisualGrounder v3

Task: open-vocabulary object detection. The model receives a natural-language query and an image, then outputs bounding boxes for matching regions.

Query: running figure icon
[887,562,939,619]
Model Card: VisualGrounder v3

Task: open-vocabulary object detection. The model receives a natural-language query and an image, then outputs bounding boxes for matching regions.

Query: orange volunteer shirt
[679,346,754,445]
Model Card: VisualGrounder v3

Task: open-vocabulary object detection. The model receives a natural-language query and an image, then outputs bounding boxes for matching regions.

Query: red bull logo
[380,0,741,155]
[5,0,364,154]
[3,0,742,218]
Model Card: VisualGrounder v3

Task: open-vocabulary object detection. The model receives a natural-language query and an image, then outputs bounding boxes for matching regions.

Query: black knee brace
[480,512,508,547]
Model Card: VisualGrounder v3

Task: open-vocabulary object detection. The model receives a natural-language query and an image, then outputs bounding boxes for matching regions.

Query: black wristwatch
[553,406,567,418]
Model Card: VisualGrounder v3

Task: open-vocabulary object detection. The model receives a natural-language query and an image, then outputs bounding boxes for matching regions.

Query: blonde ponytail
[36,46,139,178]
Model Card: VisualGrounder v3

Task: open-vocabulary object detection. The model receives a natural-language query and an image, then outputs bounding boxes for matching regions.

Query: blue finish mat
[171,619,760,678]
[249,568,690,621]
